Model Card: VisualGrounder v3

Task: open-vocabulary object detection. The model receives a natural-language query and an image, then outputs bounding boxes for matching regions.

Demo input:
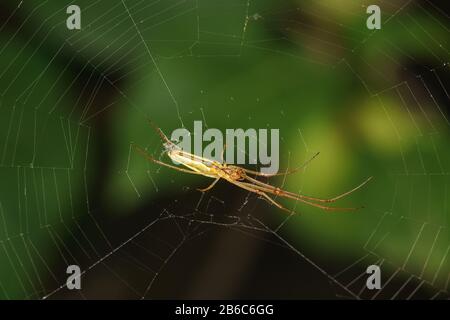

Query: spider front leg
[234,180,362,212]
[245,174,372,205]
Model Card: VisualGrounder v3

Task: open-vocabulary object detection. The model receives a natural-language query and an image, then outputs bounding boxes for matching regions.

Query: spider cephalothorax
[221,166,246,181]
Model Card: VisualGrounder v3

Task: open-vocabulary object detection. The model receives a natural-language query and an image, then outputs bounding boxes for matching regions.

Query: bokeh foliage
[0,0,448,298]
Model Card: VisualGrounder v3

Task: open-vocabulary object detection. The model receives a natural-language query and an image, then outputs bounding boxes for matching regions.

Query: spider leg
[132,143,204,176]
[243,151,320,177]
[233,180,361,211]
[229,180,294,214]
[197,178,220,192]
[244,175,372,204]
[257,191,294,214]
[326,176,373,202]
[244,175,328,203]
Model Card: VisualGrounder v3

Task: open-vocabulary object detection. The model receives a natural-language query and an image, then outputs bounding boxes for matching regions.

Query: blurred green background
[0,0,448,299]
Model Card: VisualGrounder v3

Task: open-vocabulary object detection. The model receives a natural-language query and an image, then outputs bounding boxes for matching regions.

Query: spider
[132,120,372,214]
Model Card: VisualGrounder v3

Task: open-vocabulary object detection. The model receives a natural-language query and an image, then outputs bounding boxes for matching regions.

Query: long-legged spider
[132,121,372,214]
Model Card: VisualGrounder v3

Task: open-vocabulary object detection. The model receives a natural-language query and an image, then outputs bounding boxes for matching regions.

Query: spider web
[0,0,448,300]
